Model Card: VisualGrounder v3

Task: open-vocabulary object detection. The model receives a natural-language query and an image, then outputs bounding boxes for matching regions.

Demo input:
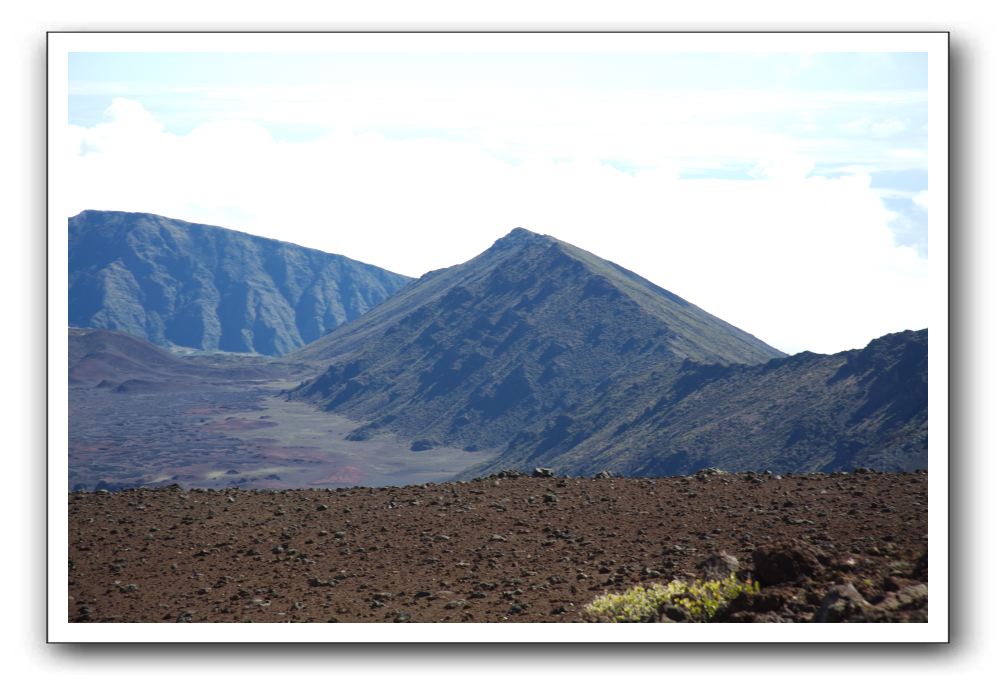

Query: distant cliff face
[69,211,411,355]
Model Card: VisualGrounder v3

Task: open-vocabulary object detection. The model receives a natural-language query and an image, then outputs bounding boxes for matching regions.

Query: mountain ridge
[287,227,784,366]
[288,227,787,461]
[464,328,927,477]
[69,210,412,356]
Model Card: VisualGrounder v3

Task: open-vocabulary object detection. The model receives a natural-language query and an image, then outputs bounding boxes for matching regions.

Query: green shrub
[584,574,759,622]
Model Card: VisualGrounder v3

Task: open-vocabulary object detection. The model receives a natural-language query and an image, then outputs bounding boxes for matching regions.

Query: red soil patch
[308,466,365,486]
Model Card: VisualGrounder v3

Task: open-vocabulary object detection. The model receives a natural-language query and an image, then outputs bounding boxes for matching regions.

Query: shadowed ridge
[464,328,928,478]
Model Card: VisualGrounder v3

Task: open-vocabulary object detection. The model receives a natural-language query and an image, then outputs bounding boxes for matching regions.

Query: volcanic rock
[752,541,824,587]
[697,552,740,581]
[68,471,927,623]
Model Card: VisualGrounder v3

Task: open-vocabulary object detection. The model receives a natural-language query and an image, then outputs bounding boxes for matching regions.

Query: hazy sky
[65,48,931,355]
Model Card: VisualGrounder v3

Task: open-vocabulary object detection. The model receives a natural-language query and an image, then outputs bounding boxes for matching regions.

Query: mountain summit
[69,211,412,356]
[288,228,784,456]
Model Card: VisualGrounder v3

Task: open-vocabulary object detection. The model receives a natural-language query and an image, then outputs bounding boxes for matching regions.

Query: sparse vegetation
[584,574,759,622]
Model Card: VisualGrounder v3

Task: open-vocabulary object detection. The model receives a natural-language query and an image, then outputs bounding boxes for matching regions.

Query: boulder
[876,583,928,613]
[813,583,878,622]
[697,552,740,581]
[657,603,691,623]
[751,541,824,586]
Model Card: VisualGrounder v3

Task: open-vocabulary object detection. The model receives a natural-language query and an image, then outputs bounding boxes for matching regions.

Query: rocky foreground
[68,470,928,623]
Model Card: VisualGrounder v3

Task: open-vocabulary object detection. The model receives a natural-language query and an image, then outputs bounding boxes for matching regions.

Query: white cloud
[889,148,926,160]
[913,189,929,210]
[63,99,928,356]
[871,118,908,138]
[841,116,909,139]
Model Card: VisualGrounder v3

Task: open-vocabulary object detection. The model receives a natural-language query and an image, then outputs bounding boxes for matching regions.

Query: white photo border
[47,30,949,644]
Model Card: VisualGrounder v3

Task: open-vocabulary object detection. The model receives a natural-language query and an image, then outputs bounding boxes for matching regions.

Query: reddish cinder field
[68,470,927,623]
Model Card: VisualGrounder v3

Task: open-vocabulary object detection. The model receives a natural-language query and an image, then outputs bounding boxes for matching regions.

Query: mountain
[468,329,928,476]
[69,210,412,356]
[288,227,785,457]
[68,327,282,389]
[69,327,203,387]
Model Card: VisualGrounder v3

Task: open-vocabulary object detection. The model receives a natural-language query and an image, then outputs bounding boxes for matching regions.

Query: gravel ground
[68,470,928,623]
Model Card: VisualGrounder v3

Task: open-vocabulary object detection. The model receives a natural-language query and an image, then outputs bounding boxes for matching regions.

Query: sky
[64,49,931,355]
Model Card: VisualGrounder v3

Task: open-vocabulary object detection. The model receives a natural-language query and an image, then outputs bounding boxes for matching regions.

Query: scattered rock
[718,587,794,620]
[876,583,928,613]
[491,470,524,479]
[813,584,878,622]
[697,551,740,581]
[67,471,926,624]
[533,467,554,478]
[752,541,823,586]
[658,603,691,622]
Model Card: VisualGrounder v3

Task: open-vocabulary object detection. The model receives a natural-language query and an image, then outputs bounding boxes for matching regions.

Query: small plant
[584,574,759,622]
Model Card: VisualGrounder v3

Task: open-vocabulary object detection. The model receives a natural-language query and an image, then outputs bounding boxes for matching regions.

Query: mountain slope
[69,327,203,386]
[69,210,411,356]
[468,329,928,476]
[288,228,784,455]
[68,327,282,387]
